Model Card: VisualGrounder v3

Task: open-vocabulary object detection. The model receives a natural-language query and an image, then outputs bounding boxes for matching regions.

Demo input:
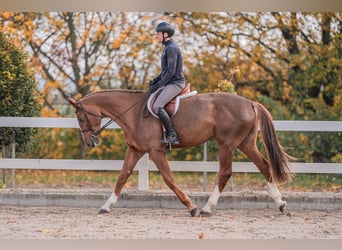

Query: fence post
[1,143,5,186]
[203,142,208,191]
[10,139,15,188]
[138,153,149,191]
[228,173,233,191]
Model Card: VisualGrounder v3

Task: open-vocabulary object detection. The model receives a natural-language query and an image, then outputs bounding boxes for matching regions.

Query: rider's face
[156,32,168,43]
[156,32,163,42]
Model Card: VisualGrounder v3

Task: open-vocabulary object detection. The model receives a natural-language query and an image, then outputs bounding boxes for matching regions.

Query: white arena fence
[0,117,341,190]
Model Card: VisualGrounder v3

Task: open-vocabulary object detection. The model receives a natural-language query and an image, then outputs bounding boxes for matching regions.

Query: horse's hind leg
[239,142,290,215]
[201,144,233,215]
[99,146,144,214]
[150,150,199,217]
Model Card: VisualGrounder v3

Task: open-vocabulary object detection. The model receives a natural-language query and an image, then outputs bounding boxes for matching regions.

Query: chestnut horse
[68,89,294,217]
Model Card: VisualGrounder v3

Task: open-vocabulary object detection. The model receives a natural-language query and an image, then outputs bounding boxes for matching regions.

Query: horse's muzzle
[87,135,100,147]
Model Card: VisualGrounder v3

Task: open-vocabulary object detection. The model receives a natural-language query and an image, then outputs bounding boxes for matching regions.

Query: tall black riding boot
[157,107,180,144]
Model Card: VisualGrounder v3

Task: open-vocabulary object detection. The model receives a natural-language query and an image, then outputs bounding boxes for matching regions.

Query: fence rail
[1,117,341,131]
[1,117,341,190]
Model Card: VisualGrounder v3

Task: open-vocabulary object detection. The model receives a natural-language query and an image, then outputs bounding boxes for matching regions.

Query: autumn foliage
[0,12,341,164]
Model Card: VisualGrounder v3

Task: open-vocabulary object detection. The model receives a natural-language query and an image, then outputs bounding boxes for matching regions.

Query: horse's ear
[68,97,80,109]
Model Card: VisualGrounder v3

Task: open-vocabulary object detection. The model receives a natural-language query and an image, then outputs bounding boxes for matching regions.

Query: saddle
[147,83,198,118]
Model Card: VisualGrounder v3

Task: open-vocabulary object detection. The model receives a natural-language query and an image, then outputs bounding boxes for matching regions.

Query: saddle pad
[147,85,197,118]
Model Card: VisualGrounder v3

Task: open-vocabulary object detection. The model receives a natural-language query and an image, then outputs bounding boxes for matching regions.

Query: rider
[148,21,186,144]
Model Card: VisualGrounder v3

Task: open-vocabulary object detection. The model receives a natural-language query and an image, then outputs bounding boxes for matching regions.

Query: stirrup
[161,135,179,145]
[165,135,179,144]
[164,138,179,151]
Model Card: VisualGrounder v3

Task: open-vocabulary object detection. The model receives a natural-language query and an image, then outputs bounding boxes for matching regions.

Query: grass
[2,169,341,192]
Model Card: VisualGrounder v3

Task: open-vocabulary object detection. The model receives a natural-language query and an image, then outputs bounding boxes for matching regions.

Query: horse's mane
[83,89,145,99]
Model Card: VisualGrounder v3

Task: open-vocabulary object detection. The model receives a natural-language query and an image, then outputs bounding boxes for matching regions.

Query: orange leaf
[42,229,50,235]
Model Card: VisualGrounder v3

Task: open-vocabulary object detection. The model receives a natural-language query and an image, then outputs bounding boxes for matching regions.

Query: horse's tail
[254,102,295,184]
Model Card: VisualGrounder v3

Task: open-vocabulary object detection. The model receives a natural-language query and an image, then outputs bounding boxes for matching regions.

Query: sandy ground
[0,205,341,239]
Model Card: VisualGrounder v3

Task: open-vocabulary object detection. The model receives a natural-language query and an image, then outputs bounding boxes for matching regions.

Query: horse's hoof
[98,209,110,215]
[279,201,287,211]
[190,207,201,217]
[279,203,291,216]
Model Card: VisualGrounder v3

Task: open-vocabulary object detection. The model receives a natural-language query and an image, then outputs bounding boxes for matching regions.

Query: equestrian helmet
[156,22,174,37]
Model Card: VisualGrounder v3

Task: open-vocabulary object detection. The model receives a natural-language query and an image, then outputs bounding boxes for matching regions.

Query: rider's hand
[149,79,157,87]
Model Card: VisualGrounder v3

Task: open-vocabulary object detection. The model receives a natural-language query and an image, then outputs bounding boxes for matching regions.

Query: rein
[76,96,145,136]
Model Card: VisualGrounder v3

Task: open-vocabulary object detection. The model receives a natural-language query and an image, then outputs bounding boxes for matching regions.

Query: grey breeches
[153,84,184,114]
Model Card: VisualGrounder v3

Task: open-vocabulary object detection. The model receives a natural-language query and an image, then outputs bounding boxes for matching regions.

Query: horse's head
[68,97,102,147]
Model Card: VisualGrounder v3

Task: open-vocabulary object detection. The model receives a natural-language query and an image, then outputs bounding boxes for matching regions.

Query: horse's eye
[78,118,85,123]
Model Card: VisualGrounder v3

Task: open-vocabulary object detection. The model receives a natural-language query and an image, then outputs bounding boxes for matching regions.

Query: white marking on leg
[201,185,221,214]
[100,192,118,212]
[267,182,286,208]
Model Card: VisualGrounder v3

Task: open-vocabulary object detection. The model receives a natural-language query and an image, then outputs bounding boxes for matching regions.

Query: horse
[68,89,294,217]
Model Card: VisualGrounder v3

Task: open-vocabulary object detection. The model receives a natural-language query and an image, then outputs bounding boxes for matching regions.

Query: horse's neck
[88,90,145,126]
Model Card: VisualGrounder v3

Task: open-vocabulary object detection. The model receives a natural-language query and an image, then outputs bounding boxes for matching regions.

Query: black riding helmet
[156,22,174,39]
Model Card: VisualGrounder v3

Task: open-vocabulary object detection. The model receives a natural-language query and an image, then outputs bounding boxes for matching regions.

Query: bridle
[75,102,108,137]
[75,97,145,137]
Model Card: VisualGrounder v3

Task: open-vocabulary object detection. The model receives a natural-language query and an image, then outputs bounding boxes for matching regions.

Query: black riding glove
[149,77,160,87]
[147,83,157,96]
[147,77,161,94]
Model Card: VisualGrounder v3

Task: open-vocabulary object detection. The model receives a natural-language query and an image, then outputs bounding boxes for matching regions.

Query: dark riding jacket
[152,39,185,89]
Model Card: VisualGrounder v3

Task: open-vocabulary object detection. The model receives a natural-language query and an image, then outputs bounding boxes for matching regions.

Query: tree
[0,32,41,186]
[0,32,41,151]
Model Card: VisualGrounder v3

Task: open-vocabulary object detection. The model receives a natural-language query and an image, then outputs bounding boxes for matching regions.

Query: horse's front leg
[99,146,144,214]
[150,150,200,217]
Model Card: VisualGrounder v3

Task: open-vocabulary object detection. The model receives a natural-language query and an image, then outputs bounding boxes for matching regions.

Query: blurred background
[0,12,341,191]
